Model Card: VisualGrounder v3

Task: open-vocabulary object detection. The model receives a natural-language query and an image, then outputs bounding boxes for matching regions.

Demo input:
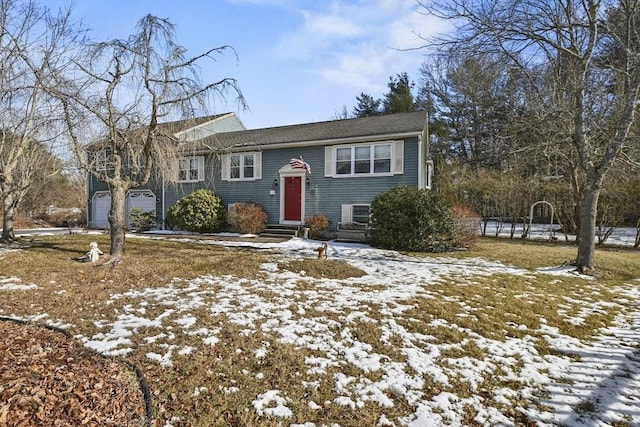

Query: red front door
[284,176,302,221]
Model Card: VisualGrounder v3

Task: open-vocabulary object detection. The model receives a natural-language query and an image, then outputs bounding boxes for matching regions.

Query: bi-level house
[87,110,431,232]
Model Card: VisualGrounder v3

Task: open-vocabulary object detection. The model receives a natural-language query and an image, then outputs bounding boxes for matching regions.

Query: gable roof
[193,110,428,151]
[159,112,244,136]
[87,112,244,150]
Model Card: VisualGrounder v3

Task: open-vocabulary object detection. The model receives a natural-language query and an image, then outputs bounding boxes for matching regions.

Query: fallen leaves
[0,320,147,426]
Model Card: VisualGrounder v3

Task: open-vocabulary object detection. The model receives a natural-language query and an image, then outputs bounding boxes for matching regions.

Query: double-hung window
[351,205,370,224]
[340,204,371,226]
[328,141,400,177]
[338,145,389,175]
[230,153,254,179]
[223,151,262,181]
[176,156,204,182]
[95,149,114,172]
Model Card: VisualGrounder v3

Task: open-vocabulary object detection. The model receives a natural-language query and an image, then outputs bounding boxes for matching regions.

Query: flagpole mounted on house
[290,156,311,175]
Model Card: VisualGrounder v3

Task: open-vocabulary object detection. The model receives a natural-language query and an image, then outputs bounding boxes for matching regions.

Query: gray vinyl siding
[213,147,321,225]
[307,137,419,227]
[89,136,421,231]
[86,111,428,231]
[201,137,420,229]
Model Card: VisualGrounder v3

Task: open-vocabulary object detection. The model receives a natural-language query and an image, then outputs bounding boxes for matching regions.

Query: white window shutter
[324,146,334,177]
[198,156,205,181]
[341,204,352,223]
[221,154,229,181]
[171,158,180,182]
[254,152,262,179]
[393,141,404,175]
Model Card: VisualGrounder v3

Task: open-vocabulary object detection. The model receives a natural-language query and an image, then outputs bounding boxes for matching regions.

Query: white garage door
[92,191,111,229]
[126,190,157,229]
[92,190,156,229]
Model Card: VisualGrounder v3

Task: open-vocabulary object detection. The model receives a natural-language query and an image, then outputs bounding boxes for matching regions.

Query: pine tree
[352,93,382,117]
[382,73,418,114]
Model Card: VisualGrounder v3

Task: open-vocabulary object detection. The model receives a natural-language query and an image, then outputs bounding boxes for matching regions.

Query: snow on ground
[485,221,639,247]
[94,237,640,425]
[0,276,39,291]
[1,229,639,426]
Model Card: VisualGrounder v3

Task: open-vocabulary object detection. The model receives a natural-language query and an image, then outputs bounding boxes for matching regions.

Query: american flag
[290,156,311,174]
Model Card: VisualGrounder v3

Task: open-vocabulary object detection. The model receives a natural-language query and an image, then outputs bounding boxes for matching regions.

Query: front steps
[260,224,300,239]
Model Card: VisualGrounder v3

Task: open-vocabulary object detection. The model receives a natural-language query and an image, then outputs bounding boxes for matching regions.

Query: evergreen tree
[382,72,418,114]
[352,93,381,117]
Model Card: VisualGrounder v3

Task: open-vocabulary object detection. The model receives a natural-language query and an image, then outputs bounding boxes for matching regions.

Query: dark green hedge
[166,189,225,233]
[370,186,454,252]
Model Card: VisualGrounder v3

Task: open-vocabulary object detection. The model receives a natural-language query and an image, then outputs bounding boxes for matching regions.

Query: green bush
[128,208,156,231]
[230,203,268,234]
[369,186,454,252]
[166,189,225,233]
[305,214,329,239]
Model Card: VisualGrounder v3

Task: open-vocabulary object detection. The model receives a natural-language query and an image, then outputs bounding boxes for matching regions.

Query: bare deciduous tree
[422,0,640,272]
[0,0,79,242]
[48,15,245,256]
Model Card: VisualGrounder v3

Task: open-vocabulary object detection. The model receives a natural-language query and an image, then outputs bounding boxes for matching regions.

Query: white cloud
[302,9,363,40]
[274,0,446,96]
[316,43,392,92]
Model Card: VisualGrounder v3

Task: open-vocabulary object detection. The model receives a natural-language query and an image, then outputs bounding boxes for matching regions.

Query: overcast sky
[45,0,448,129]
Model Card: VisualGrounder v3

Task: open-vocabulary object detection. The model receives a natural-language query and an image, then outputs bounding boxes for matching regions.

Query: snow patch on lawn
[6,233,639,426]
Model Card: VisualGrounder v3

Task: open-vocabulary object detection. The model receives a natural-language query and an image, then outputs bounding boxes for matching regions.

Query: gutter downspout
[161,175,166,229]
[422,111,431,190]
[86,169,90,227]
[417,134,424,190]
[417,110,430,190]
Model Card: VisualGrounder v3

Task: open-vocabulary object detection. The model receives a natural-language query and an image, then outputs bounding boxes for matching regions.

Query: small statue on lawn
[77,242,104,263]
[314,242,328,259]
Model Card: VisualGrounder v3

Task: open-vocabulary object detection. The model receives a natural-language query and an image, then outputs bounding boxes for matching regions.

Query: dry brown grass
[432,238,640,280]
[1,235,267,336]
[1,234,638,426]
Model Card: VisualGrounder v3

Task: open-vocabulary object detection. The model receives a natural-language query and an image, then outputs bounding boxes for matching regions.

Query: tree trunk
[575,183,602,273]
[108,184,127,256]
[1,192,16,242]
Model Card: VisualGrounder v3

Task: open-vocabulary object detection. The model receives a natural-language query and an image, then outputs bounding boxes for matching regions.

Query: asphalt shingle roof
[157,113,234,134]
[194,110,427,150]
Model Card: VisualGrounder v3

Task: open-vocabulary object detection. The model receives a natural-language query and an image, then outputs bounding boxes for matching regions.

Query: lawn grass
[1,234,638,426]
[434,237,640,280]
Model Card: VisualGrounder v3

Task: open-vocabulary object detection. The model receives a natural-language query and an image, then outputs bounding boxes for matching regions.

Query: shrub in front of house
[305,214,329,239]
[166,189,225,233]
[128,208,156,231]
[450,204,481,249]
[230,203,268,234]
[369,185,454,252]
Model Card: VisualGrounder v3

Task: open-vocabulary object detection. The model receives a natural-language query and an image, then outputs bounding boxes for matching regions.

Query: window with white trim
[326,141,402,177]
[341,204,371,225]
[230,153,254,179]
[176,156,204,182]
[352,205,370,224]
[95,149,114,171]
[335,143,391,175]
[222,152,262,181]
